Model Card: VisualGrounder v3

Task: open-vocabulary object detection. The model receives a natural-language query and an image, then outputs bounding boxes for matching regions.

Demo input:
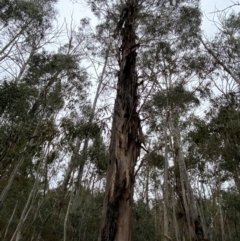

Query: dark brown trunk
[99,1,140,240]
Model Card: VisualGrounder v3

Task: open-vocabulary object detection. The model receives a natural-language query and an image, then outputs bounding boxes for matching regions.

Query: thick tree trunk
[99,1,140,240]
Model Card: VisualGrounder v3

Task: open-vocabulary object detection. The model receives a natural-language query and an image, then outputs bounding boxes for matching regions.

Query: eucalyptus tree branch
[0,22,31,60]
[210,2,240,13]
[200,38,240,85]
[160,233,173,241]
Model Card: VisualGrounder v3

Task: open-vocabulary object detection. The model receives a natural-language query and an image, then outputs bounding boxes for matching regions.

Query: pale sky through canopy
[201,0,240,37]
[57,0,239,37]
[55,0,240,121]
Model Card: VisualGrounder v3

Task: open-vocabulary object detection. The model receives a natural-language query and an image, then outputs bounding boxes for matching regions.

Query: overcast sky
[56,0,240,37]
[201,0,240,36]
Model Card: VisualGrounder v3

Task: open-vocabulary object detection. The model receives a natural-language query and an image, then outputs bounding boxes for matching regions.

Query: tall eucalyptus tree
[97,1,141,240]
[81,0,206,240]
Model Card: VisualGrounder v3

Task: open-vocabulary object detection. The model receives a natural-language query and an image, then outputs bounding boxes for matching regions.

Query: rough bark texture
[99,1,140,240]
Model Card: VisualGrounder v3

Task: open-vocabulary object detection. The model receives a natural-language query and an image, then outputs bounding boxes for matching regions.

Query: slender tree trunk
[0,156,24,210]
[10,168,40,241]
[63,178,74,241]
[0,72,58,209]
[71,138,88,212]
[0,116,43,210]
[219,200,225,241]
[170,114,204,241]
[99,1,140,240]
[163,115,169,241]
[233,173,240,194]
[172,185,180,241]
[145,162,149,207]
[71,44,111,212]
[15,43,38,83]
[3,201,18,241]
[197,183,208,237]
[58,139,81,215]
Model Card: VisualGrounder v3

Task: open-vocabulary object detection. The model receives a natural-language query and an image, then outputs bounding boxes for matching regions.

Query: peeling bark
[99,1,140,240]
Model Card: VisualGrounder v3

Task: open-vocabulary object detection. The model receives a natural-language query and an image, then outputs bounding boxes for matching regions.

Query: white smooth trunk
[170,114,203,240]
[163,116,169,241]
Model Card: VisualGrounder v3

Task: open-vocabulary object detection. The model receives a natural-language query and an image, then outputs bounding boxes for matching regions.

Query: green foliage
[222,189,240,212]
[24,52,79,86]
[0,0,57,49]
[144,84,200,128]
[132,201,157,241]
[225,12,240,32]
[88,134,108,175]
[0,170,35,240]
[207,10,240,79]
[69,191,103,241]
[60,117,100,142]
[0,80,37,119]
[0,0,48,24]
[176,6,202,48]
[153,84,200,111]
[189,92,240,171]
[145,150,165,170]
